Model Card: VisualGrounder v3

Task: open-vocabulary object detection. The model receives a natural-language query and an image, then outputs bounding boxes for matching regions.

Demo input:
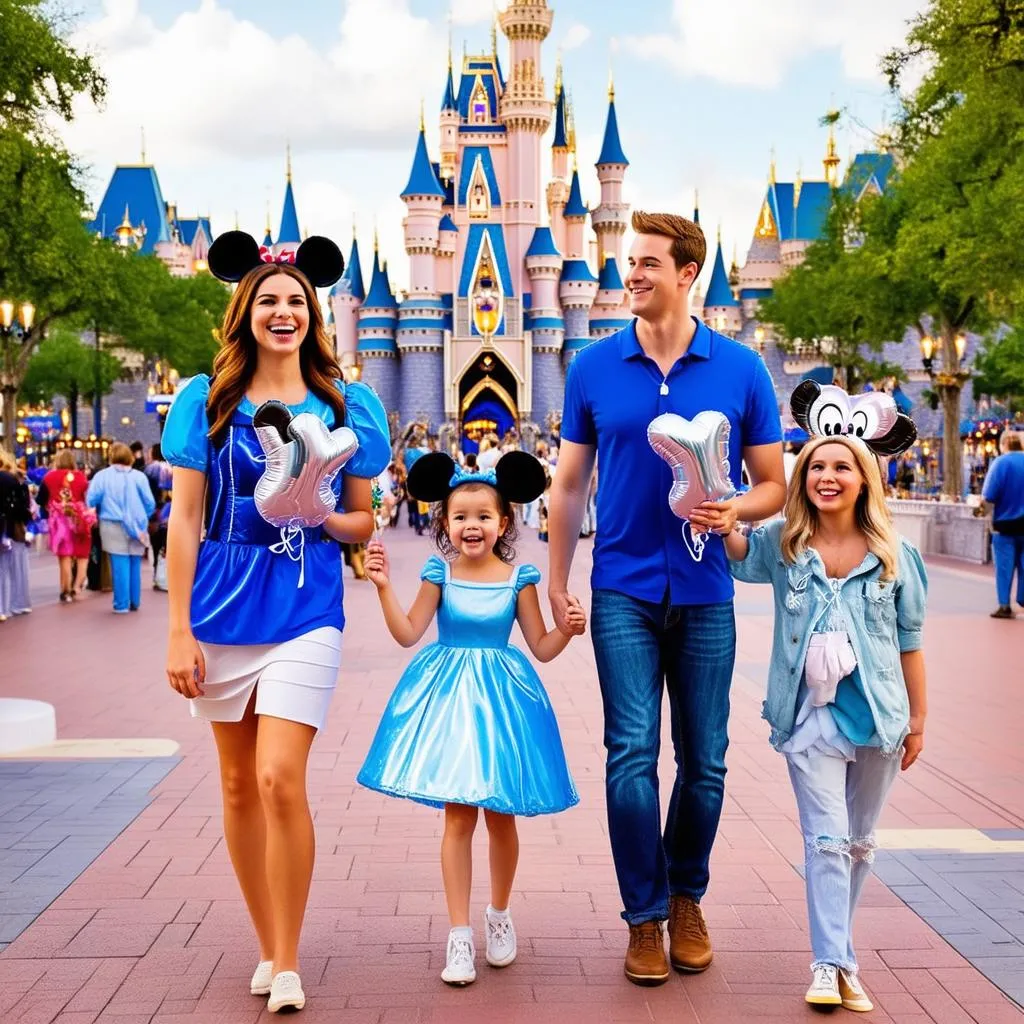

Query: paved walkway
[0,530,1022,1023]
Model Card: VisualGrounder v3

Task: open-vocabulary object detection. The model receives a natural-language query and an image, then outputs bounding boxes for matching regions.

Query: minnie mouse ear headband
[407,452,546,505]
[207,230,345,289]
[790,379,917,457]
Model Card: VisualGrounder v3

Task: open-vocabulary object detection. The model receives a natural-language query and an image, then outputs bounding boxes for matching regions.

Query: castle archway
[457,350,519,454]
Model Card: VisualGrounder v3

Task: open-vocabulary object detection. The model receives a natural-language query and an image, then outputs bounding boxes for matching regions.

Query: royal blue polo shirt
[561,317,782,605]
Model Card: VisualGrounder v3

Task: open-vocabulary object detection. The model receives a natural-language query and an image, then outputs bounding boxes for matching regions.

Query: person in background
[130,440,146,471]
[982,431,1024,619]
[0,448,33,620]
[38,449,94,602]
[404,432,428,534]
[86,442,156,614]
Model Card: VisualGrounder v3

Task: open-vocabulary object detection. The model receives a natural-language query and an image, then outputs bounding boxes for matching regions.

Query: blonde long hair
[206,264,344,446]
[780,435,900,580]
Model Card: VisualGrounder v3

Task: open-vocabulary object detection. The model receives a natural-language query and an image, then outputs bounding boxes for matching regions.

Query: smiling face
[804,441,866,515]
[445,484,508,560]
[249,272,310,356]
[625,233,698,319]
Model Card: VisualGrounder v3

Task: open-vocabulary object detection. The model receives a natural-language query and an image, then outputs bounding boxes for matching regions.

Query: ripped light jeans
[786,747,900,971]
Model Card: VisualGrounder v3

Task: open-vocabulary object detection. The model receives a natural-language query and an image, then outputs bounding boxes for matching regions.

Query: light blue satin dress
[358,555,579,816]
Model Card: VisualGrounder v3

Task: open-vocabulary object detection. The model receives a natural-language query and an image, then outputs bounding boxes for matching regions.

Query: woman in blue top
[717,429,928,1015]
[161,232,390,1014]
[85,442,156,613]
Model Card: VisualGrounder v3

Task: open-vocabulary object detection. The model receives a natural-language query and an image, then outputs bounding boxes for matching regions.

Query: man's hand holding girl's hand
[364,539,391,589]
[550,589,587,637]
[688,498,740,536]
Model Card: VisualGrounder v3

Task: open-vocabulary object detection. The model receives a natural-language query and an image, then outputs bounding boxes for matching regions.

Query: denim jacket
[86,466,156,539]
[729,519,928,756]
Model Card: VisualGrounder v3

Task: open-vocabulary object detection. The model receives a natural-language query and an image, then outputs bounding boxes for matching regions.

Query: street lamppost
[1,299,36,448]
[918,332,972,497]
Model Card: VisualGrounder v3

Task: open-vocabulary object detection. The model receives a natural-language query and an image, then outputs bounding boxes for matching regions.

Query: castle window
[471,79,489,124]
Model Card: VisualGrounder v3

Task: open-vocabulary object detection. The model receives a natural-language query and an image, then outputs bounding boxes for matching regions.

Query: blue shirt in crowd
[983,451,1024,525]
[561,317,782,606]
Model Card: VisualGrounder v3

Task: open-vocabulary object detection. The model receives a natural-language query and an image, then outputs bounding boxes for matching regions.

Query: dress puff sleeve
[161,375,211,473]
[420,555,447,586]
[514,563,542,592]
[341,381,391,479]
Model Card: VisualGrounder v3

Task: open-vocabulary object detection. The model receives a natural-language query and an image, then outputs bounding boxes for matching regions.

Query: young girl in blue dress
[162,232,390,1014]
[707,382,928,1014]
[358,451,583,987]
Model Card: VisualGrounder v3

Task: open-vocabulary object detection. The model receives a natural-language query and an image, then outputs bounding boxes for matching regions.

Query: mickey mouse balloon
[252,400,359,529]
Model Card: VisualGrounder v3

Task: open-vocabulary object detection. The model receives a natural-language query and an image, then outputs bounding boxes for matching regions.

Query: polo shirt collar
[619,316,713,362]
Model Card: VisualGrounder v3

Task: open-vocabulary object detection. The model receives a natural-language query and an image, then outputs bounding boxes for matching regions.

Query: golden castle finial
[447,5,453,69]
[491,7,497,55]
[373,222,379,252]
[555,49,563,94]
[823,109,841,186]
[608,59,615,102]
[768,146,776,185]
[567,88,577,154]
[265,201,271,235]
[140,126,146,164]
[419,98,425,132]
[353,214,358,240]
[286,143,292,183]
[717,223,722,244]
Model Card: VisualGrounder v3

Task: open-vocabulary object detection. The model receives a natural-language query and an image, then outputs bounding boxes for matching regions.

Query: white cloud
[450,0,495,25]
[621,0,922,88]
[561,23,591,51]
[63,0,456,166]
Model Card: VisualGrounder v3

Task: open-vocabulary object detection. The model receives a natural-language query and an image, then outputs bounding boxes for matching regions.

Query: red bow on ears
[258,246,296,265]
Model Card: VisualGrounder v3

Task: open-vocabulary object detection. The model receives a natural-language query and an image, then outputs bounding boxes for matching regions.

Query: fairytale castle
[86,0,972,451]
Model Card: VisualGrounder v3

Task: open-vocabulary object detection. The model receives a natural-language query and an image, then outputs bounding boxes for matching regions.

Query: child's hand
[901,731,924,771]
[364,539,390,589]
[563,601,587,636]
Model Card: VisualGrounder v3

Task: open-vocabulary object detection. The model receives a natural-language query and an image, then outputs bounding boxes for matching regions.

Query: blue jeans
[590,589,736,924]
[992,533,1024,608]
[109,553,142,612]
[786,748,900,971]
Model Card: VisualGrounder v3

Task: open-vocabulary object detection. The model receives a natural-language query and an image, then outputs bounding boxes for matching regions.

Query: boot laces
[631,921,662,952]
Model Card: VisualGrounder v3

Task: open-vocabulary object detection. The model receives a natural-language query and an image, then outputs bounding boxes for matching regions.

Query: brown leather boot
[668,895,713,972]
[624,920,670,986]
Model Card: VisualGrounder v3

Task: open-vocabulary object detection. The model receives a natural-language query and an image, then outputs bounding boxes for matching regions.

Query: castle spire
[768,146,776,185]
[705,236,739,309]
[597,78,628,167]
[552,73,568,150]
[693,189,700,225]
[823,111,841,186]
[401,121,445,199]
[286,143,292,183]
[277,152,300,245]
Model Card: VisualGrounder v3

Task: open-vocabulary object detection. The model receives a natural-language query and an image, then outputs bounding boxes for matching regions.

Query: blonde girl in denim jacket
[714,434,927,1013]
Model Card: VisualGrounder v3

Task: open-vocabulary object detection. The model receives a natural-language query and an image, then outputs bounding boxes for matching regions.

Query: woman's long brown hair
[206,263,345,445]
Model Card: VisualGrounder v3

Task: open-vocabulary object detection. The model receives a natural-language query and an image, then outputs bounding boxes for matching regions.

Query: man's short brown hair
[631,210,706,274]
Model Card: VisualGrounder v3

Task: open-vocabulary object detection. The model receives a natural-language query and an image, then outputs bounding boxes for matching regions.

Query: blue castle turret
[356,243,399,409]
[277,150,301,249]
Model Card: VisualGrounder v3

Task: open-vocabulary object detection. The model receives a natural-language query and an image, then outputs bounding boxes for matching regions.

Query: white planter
[0,698,56,755]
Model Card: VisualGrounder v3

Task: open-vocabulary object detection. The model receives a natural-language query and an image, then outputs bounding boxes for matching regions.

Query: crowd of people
[0,440,173,620]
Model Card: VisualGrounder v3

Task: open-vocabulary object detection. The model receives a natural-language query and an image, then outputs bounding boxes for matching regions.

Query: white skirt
[193,626,342,730]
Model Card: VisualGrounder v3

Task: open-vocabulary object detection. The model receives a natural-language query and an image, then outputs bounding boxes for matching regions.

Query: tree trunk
[68,384,79,440]
[93,326,102,437]
[938,324,964,501]
[1,388,17,450]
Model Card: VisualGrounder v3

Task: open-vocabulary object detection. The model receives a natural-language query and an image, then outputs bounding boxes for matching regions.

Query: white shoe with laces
[441,929,477,986]
[839,968,873,1012]
[805,963,841,1007]
[485,905,517,968]
[250,959,273,996]
[267,971,305,1013]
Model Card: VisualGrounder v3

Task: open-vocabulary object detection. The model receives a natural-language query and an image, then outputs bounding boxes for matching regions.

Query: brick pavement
[0,529,1022,1023]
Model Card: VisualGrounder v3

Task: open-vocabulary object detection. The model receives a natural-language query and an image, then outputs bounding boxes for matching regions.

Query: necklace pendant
[659,382,669,396]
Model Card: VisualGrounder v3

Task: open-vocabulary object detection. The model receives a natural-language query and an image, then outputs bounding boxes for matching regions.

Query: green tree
[879,0,1024,496]
[0,0,105,442]
[973,328,1024,412]
[758,192,908,392]
[19,328,122,437]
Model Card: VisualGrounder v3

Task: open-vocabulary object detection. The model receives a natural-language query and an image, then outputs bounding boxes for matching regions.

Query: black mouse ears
[207,231,344,288]
[790,379,918,457]
[407,451,547,505]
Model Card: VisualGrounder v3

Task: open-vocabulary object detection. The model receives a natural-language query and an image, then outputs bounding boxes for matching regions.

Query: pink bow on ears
[258,246,296,265]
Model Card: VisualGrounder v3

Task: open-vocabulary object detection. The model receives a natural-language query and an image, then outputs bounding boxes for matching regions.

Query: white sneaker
[250,959,273,996]
[839,968,873,1012]
[267,971,305,1013]
[485,905,517,968]
[805,963,841,1006]
[441,929,477,986]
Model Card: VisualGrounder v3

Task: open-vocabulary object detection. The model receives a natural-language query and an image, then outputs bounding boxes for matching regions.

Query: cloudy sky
[65,0,923,291]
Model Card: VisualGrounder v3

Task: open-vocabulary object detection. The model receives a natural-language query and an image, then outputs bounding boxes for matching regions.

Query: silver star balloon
[647,411,736,521]
[253,401,359,529]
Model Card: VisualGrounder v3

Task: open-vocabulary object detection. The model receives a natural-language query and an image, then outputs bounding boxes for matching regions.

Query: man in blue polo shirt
[548,211,785,986]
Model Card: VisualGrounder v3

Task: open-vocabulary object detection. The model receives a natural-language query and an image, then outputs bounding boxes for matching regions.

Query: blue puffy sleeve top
[161,375,392,645]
